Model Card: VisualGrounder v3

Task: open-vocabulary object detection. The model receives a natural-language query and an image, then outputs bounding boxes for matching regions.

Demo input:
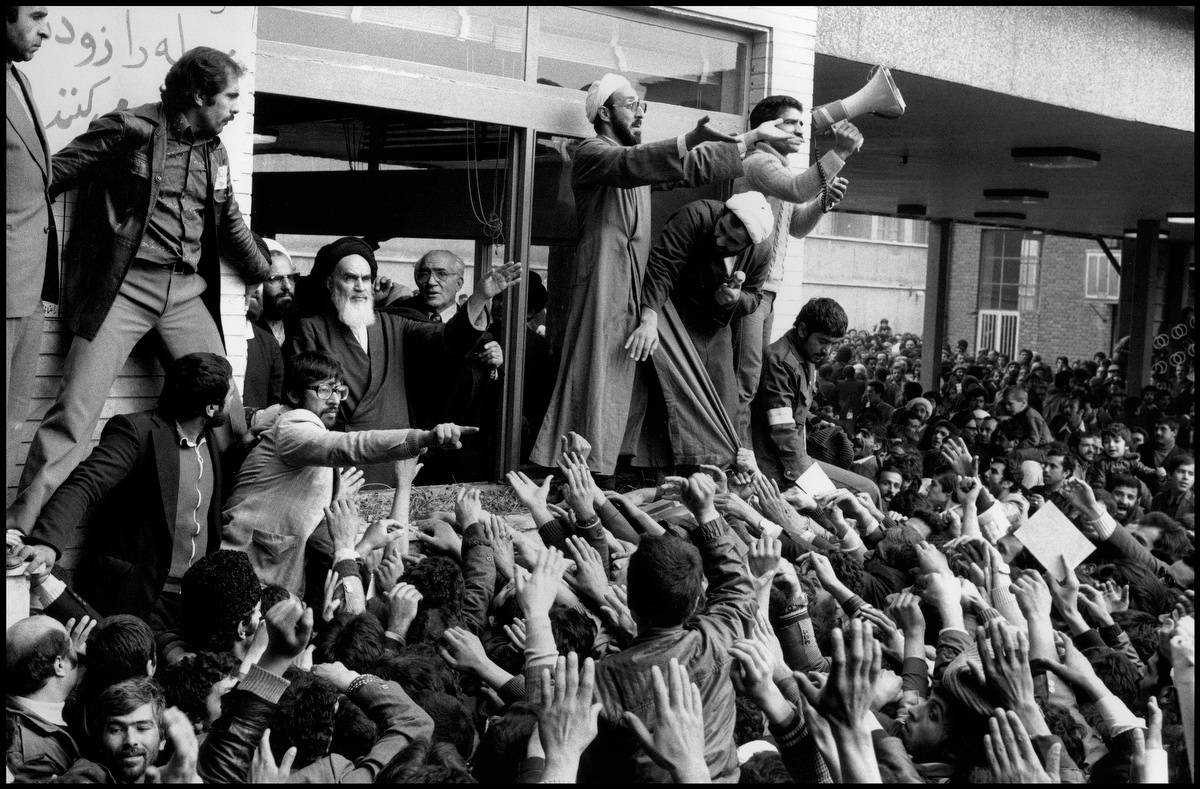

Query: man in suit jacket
[6,6,56,476]
[18,354,233,629]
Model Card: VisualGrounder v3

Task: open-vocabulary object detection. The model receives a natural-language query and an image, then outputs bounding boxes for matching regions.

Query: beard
[333,290,377,330]
[263,294,297,322]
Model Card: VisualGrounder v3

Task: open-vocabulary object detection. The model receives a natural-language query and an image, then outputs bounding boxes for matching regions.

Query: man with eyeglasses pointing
[221,350,477,597]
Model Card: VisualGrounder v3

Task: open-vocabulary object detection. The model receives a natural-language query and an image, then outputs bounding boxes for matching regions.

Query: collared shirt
[135,113,211,271]
[266,319,287,347]
[167,423,212,585]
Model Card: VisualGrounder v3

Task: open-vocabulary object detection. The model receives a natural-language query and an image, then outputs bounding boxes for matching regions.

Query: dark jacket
[751,329,815,484]
[5,697,80,782]
[25,410,223,618]
[586,517,754,783]
[50,101,268,341]
[244,322,284,411]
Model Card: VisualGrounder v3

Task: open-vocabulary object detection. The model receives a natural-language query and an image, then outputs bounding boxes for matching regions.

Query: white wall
[9,7,258,501]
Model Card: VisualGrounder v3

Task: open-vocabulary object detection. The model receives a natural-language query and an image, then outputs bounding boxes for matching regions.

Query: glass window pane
[259,6,527,80]
[535,7,746,114]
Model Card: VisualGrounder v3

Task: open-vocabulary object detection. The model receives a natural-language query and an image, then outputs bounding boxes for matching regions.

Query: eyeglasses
[308,383,349,400]
[609,98,648,115]
[266,274,297,285]
[414,268,460,283]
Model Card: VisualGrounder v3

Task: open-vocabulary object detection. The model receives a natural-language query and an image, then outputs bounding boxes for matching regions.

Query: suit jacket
[244,322,284,411]
[5,64,57,316]
[50,101,268,341]
[25,410,223,618]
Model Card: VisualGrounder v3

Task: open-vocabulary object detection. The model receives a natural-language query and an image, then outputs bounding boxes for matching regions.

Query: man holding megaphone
[730,95,864,443]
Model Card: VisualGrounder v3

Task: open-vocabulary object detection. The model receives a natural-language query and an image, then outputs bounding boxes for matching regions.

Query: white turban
[263,237,293,267]
[585,73,632,122]
[725,191,774,244]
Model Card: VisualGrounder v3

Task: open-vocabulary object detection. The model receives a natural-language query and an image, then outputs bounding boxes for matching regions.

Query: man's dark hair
[1109,473,1140,494]
[283,351,343,407]
[472,703,537,783]
[79,615,155,702]
[748,94,804,130]
[1110,610,1161,662]
[1101,560,1174,616]
[1149,517,1192,564]
[1053,370,1073,389]
[888,490,930,518]
[259,585,293,614]
[626,534,703,628]
[157,651,240,729]
[89,677,165,741]
[866,380,886,397]
[376,738,476,784]
[1044,442,1076,475]
[876,524,925,571]
[1164,451,1194,475]
[737,751,790,783]
[549,605,597,659]
[1089,648,1142,709]
[373,650,456,697]
[6,625,72,697]
[315,611,386,673]
[1156,416,1180,434]
[404,557,465,644]
[180,550,262,653]
[794,297,848,337]
[158,352,232,422]
[410,690,475,760]
[160,46,246,113]
[878,462,908,484]
[271,668,339,769]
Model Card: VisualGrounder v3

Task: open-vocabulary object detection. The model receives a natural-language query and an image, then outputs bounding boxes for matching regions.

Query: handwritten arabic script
[23,6,252,152]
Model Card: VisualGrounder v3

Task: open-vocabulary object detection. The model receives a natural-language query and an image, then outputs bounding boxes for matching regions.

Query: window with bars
[978,230,1041,312]
[1084,250,1121,300]
[811,212,928,244]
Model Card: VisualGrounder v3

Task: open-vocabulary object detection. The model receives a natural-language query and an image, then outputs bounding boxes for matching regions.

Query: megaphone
[811,65,905,135]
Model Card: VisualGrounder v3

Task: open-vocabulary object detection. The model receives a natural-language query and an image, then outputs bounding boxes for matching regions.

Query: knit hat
[263,237,294,268]
[905,397,933,416]
[724,191,774,244]
[181,550,262,646]
[585,73,632,122]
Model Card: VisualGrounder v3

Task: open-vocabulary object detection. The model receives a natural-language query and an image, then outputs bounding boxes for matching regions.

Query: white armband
[766,407,795,427]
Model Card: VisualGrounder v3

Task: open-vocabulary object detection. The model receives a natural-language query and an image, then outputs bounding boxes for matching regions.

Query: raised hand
[357,517,405,554]
[735,448,759,475]
[413,517,463,557]
[324,496,362,554]
[939,436,977,478]
[563,535,609,607]
[680,472,718,522]
[263,599,314,664]
[249,728,297,784]
[1060,477,1101,519]
[655,476,687,503]
[685,115,738,147]
[439,626,489,675]
[65,615,96,657]
[335,466,365,501]
[484,514,516,580]
[375,545,404,595]
[534,653,603,781]
[830,119,864,157]
[394,456,423,489]
[976,620,1035,710]
[516,546,567,620]
[477,262,523,300]
[1099,579,1130,613]
[506,471,554,517]
[698,464,729,494]
[984,709,1059,783]
[800,551,840,593]
[824,175,849,209]
[559,432,592,464]
[386,582,423,637]
[455,486,484,529]
[144,707,200,784]
[503,617,527,652]
[747,535,783,583]
[795,618,881,733]
[713,490,760,527]
[558,452,600,520]
[623,659,711,782]
[1076,584,1115,627]
[321,569,343,623]
[599,584,637,646]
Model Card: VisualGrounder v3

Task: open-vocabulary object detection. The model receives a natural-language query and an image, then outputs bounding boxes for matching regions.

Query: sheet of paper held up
[796,463,837,497]
[1012,501,1095,582]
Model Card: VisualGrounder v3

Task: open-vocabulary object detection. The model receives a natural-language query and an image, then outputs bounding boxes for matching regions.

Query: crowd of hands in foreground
[26,428,1196,784]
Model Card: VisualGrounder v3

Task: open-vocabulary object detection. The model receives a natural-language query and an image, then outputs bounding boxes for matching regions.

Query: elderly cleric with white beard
[291,236,521,485]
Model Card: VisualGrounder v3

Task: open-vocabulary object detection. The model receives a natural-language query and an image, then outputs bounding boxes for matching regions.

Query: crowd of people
[6,12,1196,785]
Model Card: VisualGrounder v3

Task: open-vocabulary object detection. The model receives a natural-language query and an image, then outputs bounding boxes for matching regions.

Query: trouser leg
[8,281,158,534]
[6,309,44,492]
[732,292,773,446]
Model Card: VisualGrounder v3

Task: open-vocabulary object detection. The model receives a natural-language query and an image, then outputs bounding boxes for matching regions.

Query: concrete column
[920,220,953,393]
[1124,220,1161,392]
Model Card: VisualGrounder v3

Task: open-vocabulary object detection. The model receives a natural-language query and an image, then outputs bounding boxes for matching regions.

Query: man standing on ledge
[7,47,269,539]
[532,72,790,476]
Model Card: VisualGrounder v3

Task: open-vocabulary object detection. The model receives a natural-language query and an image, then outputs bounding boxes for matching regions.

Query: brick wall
[946,225,1116,361]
